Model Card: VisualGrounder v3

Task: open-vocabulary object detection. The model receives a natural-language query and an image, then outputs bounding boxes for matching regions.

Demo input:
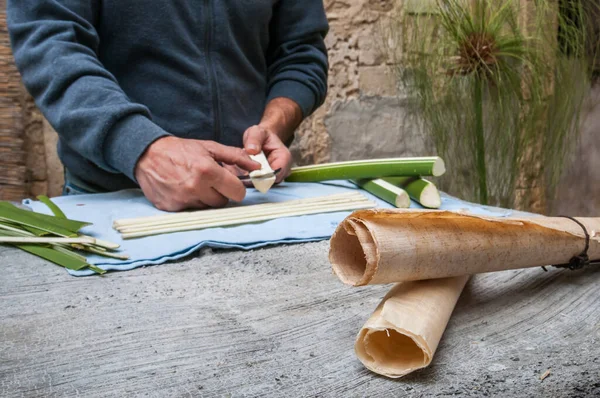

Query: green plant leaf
[37,195,67,219]
[87,265,107,275]
[0,228,30,238]
[52,244,89,262]
[0,202,90,237]
[15,243,90,271]
[0,221,34,236]
[0,212,50,236]
[3,241,106,274]
[1,204,114,275]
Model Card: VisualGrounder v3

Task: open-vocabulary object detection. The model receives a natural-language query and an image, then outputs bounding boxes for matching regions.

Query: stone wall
[291,0,418,165]
[0,2,28,201]
[551,85,600,216]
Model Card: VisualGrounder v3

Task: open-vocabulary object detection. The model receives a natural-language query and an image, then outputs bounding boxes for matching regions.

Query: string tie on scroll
[542,216,600,272]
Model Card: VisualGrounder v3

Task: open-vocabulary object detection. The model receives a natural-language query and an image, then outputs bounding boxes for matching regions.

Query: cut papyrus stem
[330,209,600,286]
[356,275,469,378]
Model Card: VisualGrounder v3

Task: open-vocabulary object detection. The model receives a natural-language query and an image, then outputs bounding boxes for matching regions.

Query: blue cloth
[8,0,328,191]
[23,181,521,277]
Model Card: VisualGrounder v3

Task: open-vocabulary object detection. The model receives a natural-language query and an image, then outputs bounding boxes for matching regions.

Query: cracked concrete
[1,241,599,397]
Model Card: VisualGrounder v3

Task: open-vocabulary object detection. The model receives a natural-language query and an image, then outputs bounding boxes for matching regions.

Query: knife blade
[237,168,281,181]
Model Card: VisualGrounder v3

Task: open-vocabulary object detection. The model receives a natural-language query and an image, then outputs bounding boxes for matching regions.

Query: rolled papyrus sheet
[330,210,600,286]
[356,275,469,378]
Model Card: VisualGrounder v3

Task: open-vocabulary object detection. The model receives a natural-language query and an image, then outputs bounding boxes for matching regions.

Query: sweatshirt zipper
[204,0,222,143]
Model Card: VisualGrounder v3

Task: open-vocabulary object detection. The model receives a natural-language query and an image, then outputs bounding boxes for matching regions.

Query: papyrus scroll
[355,275,469,378]
[330,210,600,286]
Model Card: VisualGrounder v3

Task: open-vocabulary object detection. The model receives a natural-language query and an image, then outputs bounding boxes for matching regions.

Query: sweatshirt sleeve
[265,0,329,119]
[7,0,171,182]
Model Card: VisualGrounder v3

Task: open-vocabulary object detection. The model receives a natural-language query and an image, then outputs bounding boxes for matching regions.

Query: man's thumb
[243,126,268,155]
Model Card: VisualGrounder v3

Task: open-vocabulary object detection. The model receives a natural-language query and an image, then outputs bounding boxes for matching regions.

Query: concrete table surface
[1,242,599,397]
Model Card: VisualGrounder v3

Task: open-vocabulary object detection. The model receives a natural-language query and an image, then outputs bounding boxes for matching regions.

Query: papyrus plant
[386,0,598,210]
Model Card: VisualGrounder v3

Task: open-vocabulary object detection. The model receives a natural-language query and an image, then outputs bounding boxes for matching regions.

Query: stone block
[358,65,398,96]
[366,0,394,13]
[324,96,432,162]
[357,29,385,66]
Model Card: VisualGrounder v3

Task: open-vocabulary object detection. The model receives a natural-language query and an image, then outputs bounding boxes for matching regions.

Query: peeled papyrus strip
[356,275,469,378]
[249,151,276,193]
[330,210,600,286]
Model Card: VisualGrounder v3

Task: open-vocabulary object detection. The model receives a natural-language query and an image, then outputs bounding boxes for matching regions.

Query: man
[7,1,329,211]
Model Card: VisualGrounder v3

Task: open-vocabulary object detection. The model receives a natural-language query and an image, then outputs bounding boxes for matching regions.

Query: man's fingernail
[248,144,259,151]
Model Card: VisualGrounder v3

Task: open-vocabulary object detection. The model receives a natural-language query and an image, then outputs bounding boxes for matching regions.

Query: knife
[237,168,281,181]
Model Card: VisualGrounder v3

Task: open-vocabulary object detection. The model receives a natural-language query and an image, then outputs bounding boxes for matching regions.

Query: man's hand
[243,125,292,183]
[135,136,260,212]
[240,97,302,183]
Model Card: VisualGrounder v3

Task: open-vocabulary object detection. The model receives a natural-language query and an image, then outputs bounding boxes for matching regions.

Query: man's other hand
[243,125,293,183]
[135,136,260,212]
